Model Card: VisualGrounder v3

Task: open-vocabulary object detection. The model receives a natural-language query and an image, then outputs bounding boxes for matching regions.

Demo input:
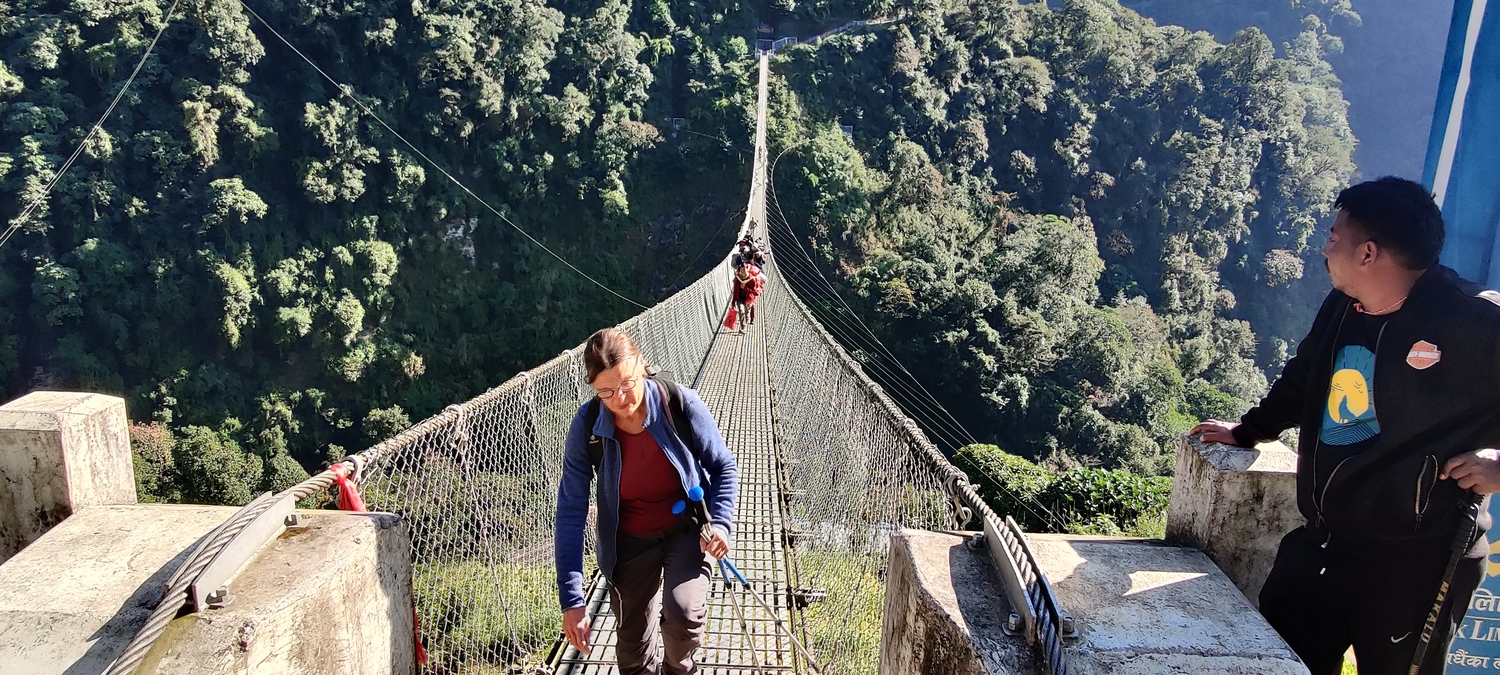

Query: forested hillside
[2,0,1358,504]
[769,0,1355,474]
[1118,0,1453,180]
[0,0,761,500]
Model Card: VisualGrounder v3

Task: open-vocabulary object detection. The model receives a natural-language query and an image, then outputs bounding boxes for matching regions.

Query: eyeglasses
[593,356,644,400]
[594,375,642,400]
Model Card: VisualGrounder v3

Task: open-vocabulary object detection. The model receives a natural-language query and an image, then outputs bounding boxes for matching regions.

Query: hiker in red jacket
[732,263,764,331]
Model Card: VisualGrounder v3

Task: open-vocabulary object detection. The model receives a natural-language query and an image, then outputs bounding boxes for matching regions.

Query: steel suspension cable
[769,253,1064,529]
[0,0,185,251]
[762,220,983,450]
[763,145,984,445]
[236,0,650,309]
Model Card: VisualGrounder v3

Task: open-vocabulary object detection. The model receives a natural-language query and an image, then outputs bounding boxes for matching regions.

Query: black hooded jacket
[1233,266,1500,547]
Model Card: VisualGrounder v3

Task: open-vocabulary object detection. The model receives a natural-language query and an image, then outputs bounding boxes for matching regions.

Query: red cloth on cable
[617,429,686,536]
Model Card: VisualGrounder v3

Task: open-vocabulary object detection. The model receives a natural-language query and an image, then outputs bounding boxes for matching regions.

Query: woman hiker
[555,328,739,675]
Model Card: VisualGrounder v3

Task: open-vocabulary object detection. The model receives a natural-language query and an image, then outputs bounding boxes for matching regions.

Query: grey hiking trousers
[609,523,713,675]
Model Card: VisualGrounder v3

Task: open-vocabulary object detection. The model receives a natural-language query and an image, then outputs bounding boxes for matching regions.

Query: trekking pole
[1409,490,1488,674]
[677,487,827,673]
[717,557,767,675]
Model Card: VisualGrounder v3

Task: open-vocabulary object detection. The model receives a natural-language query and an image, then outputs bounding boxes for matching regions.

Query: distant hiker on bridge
[732,234,766,271]
[555,328,739,675]
[733,262,765,331]
[1193,176,1500,675]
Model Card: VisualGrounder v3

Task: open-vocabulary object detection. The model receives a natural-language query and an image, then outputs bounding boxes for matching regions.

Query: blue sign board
[1449,528,1500,671]
[1426,0,1500,671]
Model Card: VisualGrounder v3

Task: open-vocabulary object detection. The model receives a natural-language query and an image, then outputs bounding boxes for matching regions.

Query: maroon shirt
[617,429,686,536]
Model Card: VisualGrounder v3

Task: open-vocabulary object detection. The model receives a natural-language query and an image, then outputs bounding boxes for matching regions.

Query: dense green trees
[5,0,1357,503]
[771,0,1354,472]
[1,0,759,502]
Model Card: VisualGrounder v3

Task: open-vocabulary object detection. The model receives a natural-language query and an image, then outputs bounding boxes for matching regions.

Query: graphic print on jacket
[1321,344,1380,446]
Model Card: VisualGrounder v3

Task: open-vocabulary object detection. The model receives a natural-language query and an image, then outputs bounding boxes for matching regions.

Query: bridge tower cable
[0,0,185,251]
[761,239,1063,530]
[760,147,982,447]
[759,201,981,449]
[759,232,978,451]
[235,0,651,310]
[761,133,1065,532]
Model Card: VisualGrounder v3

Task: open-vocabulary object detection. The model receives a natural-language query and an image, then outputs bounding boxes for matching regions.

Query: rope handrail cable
[763,143,983,445]
[769,255,1072,674]
[759,140,1066,530]
[768,211,1002,456]
[758,222,982,444]
[759,223,981,446]
[768,257,1063,530]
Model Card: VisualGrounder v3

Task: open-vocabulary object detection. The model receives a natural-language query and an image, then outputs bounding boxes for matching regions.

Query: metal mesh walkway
[551,316,802,674]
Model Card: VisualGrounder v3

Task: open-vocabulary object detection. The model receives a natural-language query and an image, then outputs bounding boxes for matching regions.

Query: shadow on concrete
[946,531,1033,671]
[377,515,418,674]
[60,537,199,675]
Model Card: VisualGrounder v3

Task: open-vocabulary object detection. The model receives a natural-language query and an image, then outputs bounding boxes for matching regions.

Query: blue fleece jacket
[554,378,738,611]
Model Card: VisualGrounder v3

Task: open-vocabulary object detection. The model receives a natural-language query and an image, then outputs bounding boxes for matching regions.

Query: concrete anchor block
[877,529,1032,675]
[0,504,415,675]
[0,391,136,563]
[1165,434,1300,606]
[1029,534,1307,674]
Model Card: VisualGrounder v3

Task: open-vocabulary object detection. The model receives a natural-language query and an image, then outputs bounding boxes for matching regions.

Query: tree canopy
[770,0,1354,472]
[1,0,1357,501]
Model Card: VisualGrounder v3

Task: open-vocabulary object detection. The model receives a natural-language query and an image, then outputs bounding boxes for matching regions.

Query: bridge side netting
[356,254,733,672]
[759,260,960,673]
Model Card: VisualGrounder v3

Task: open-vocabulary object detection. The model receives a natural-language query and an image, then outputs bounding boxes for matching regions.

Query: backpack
[583,367,697,471]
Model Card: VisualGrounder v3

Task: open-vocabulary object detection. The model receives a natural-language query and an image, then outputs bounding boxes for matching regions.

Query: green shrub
[414,560,561,673]
[129,422,179,503]
[1039,467,1172,534]
[954,444,1055,529]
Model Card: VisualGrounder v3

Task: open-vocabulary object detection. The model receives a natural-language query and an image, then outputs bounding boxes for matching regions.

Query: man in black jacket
[1193,177,1500,674]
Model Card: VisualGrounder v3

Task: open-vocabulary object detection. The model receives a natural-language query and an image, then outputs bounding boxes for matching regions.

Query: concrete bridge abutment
[1164,434,1300,607]
[0,390,417,674]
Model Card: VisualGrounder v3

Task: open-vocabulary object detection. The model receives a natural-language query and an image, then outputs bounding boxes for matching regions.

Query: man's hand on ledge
[1190,419,1242,447]
[1441,449,1500,495]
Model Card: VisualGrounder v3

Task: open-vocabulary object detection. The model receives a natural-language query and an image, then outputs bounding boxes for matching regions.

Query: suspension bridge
[82,41,1073,675]
[347,51,1069,675]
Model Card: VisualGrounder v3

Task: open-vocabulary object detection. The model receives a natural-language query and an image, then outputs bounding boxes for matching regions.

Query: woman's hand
[562,606,591,654]
[701,527,731,559]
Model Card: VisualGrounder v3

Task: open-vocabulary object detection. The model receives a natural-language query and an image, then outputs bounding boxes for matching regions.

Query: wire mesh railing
[758,261,954,674]
[761,256,1074,675]
[352,251,734,673]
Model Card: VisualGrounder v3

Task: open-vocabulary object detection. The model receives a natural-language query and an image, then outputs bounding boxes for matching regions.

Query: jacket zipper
[1313,314,1389,528]
[1313,304,1352,528]
[1415,455,1438,532]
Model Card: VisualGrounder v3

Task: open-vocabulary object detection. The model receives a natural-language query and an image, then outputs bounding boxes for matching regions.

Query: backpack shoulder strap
[653,377,701,465]
[584,399,604,470]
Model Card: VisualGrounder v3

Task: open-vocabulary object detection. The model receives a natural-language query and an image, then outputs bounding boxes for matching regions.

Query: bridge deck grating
[552,317,802,675]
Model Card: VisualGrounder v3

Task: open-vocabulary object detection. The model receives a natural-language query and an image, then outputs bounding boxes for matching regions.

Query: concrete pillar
[878,529,1032,675]
[1164,433,1300,606]
[0,391,136,563]
[0,504,415,675]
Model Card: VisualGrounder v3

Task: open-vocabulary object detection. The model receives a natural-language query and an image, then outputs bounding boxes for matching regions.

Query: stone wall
[1165,433,1301,606]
